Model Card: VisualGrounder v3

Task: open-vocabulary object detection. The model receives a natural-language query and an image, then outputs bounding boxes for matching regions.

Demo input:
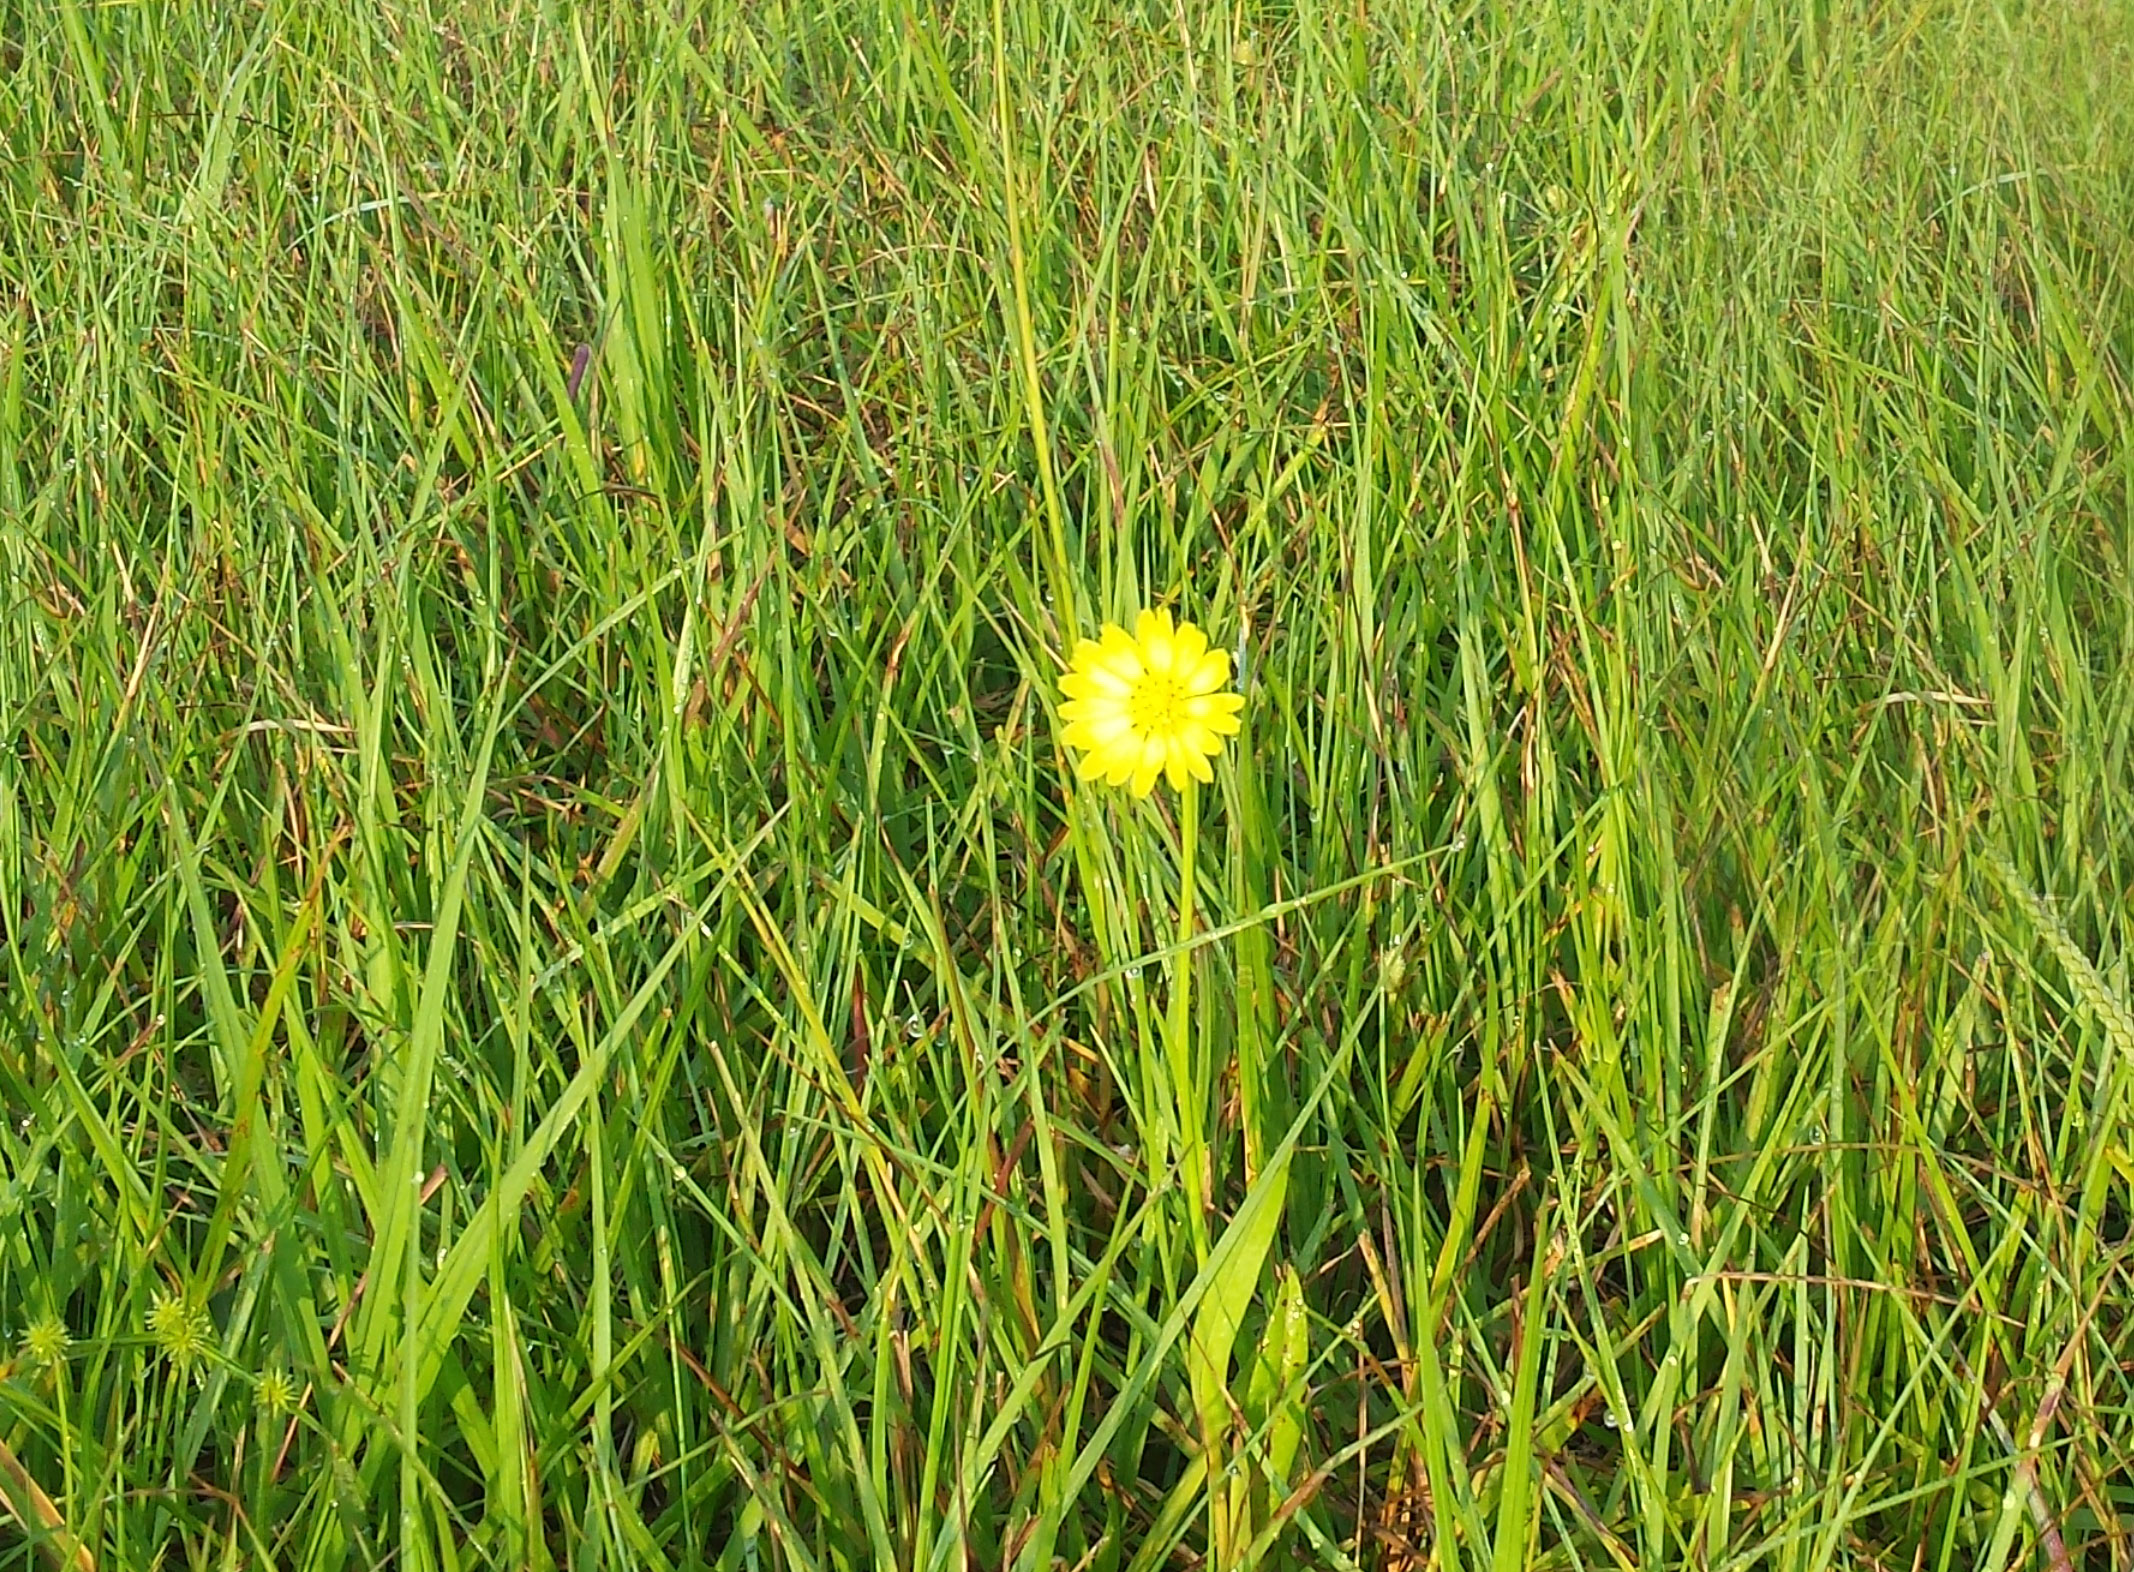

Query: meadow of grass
[2,0,2132,1565]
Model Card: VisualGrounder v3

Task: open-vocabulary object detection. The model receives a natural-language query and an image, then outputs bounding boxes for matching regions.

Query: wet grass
[1,0,2132,1565]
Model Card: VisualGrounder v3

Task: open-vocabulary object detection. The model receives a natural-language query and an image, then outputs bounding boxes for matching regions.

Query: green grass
[2,0,2132,1565]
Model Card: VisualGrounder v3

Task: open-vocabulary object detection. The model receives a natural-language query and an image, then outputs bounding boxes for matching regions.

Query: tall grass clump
[1,0,2131,1566]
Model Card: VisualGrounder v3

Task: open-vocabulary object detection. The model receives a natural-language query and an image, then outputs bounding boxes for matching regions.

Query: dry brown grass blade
[0,1430,94,1572]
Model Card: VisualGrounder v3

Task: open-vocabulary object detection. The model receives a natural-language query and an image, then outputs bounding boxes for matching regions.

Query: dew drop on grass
[1602,1411,1617,1429]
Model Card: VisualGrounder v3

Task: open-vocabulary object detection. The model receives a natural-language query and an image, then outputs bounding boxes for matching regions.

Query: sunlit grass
[2,0,2132,1566]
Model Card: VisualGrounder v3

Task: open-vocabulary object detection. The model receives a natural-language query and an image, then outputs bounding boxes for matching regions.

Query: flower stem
[1168,779,1208,1262]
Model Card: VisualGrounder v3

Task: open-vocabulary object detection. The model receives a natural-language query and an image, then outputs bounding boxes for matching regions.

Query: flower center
[1129,672,1184,735]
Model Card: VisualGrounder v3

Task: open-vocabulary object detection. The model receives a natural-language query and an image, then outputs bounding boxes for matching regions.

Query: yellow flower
[1059,608,1243,796]
[20,1316,69,1368]
[255,1367,300,1417]
[147,1290,212,1369]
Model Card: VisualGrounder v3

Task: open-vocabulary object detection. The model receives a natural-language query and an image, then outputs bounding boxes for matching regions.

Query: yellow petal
[1063,664,1130,700]
[1066,711,1135,748]
[1136,612,1174,675]
[1096,625,1145,682]
[1170,621,1209,672]
[1129,734,1165,796]
[1183,647,1231,695]
[1189,690,1244,722]
[1176,721,1220,759]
